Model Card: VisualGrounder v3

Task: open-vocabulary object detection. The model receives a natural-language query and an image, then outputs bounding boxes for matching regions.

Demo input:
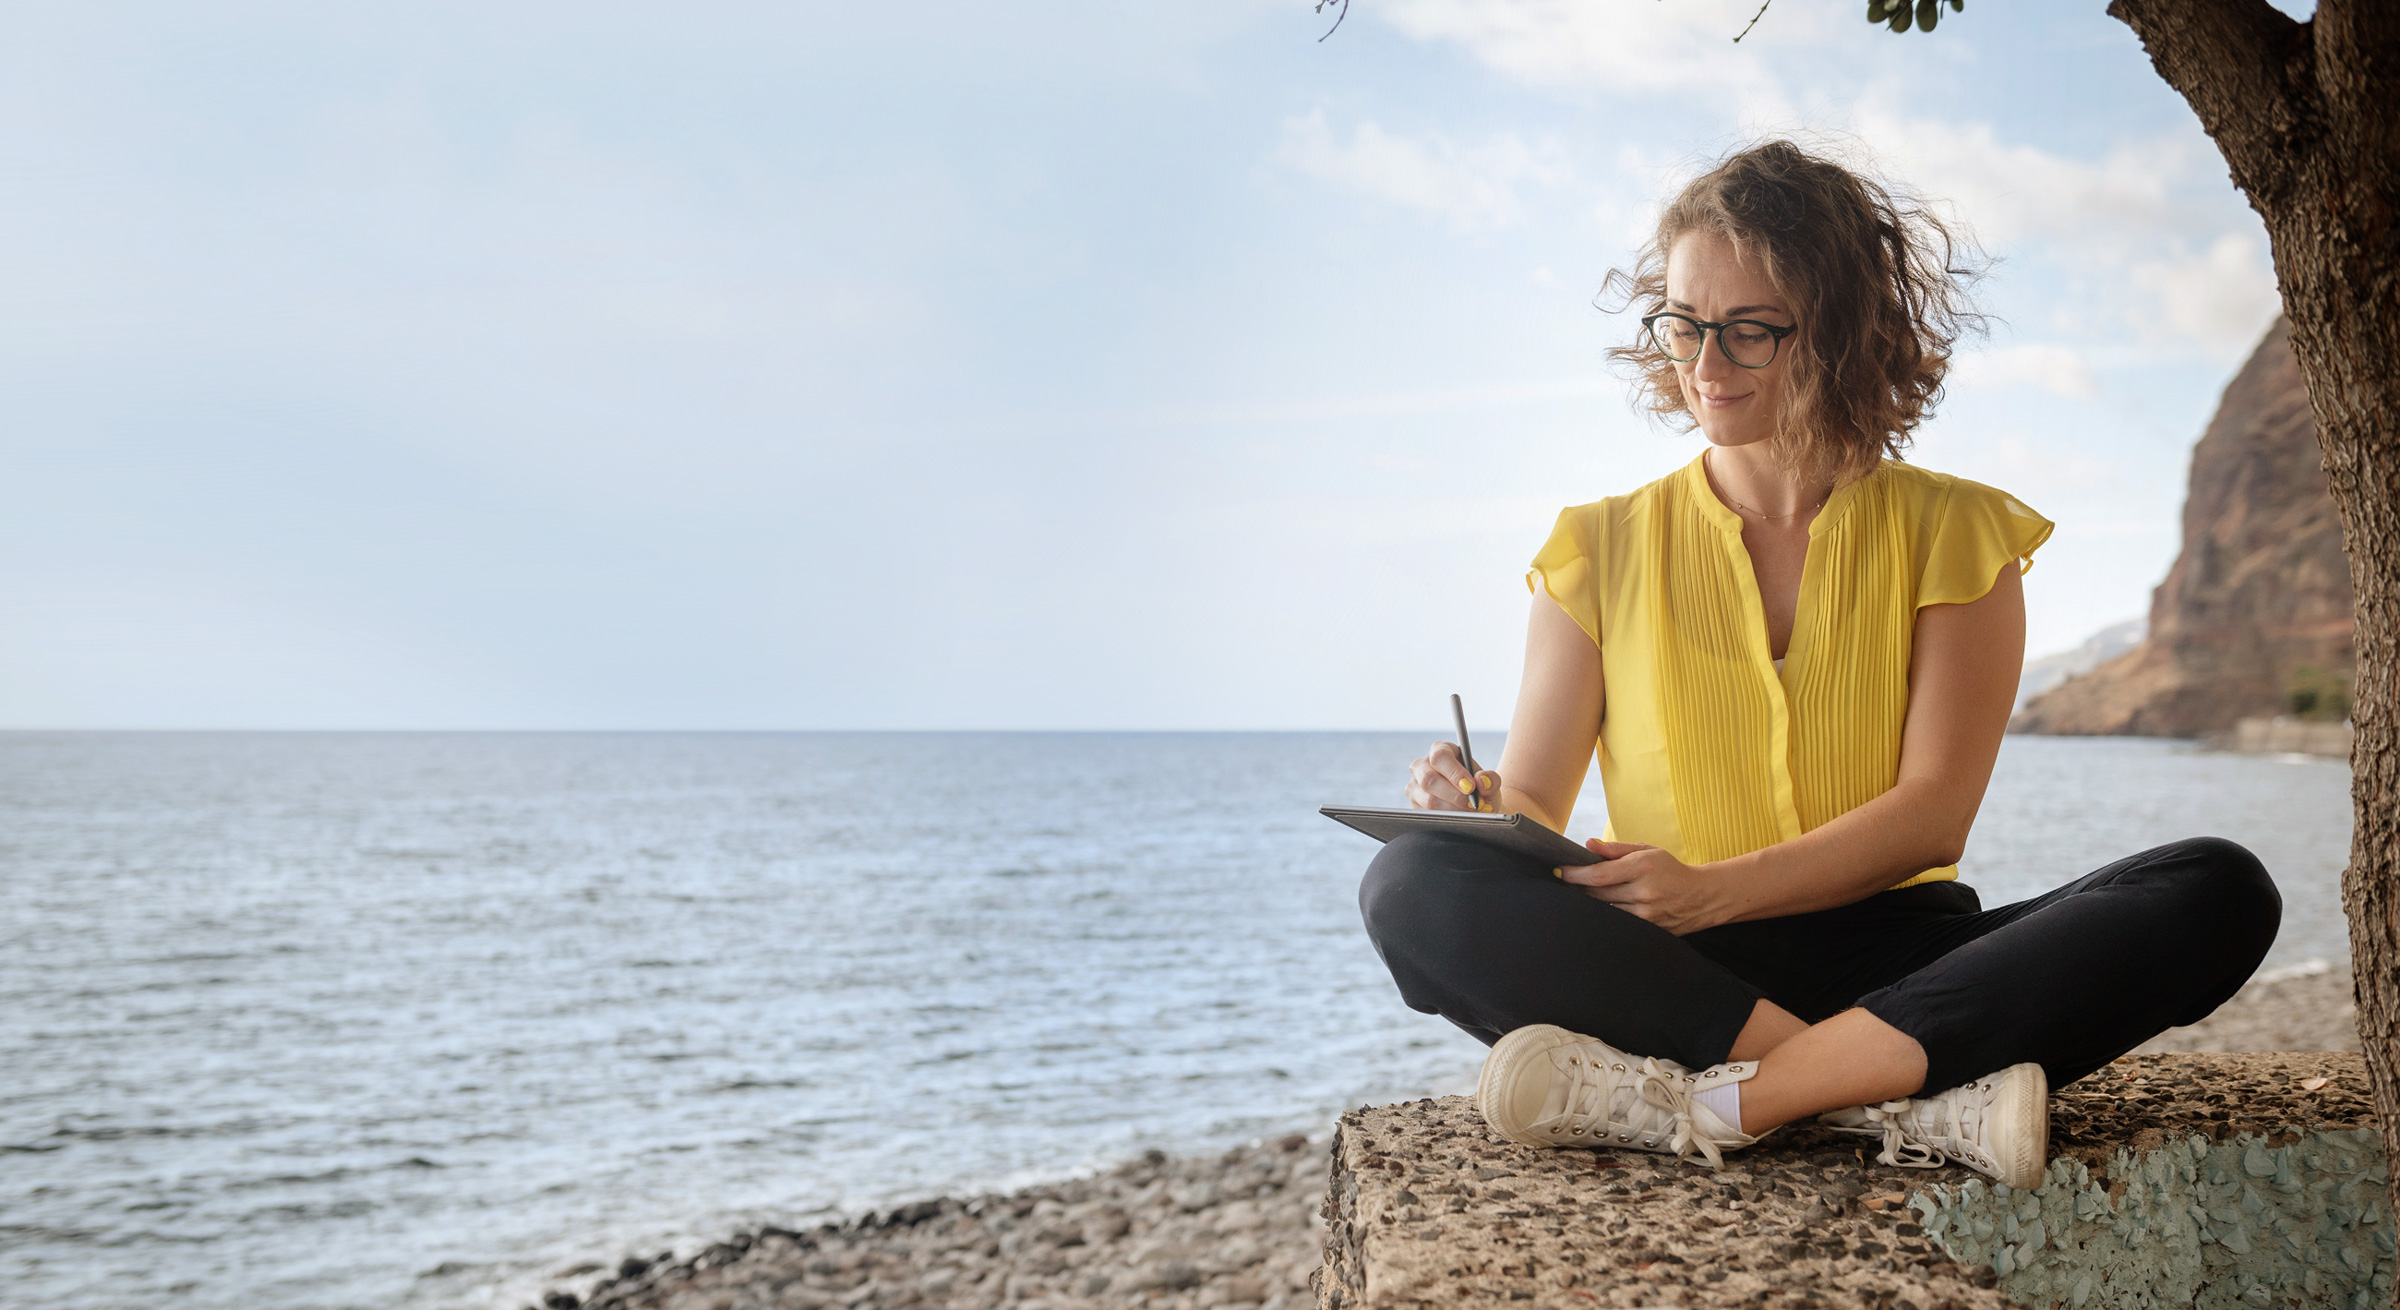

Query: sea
[0,732,2356,1310]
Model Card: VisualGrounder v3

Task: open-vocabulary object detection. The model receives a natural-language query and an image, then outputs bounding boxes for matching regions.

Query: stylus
[1450,693,1483,812]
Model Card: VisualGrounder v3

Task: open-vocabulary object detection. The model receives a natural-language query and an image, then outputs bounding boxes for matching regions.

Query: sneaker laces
[1642,1066,1736,1169]
[1852,1086,1990,1171]
[1552,1053,1729,1169]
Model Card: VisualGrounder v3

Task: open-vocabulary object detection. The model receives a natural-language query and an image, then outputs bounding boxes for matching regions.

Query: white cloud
[1850,109,2277,357]
[2131,232,2282,353]
[1118,375,1614,429]
[1951,344,2099,400]
[1912,430,2127,503]
[1853,114,2181,242]
[1376,0,1833,96]
[1348,3,2278,360]
[1274,111,1570,229]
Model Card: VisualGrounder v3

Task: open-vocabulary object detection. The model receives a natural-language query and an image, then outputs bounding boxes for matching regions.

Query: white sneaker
[1817,1063,2049,1190]
[1476,1024,1760,1168]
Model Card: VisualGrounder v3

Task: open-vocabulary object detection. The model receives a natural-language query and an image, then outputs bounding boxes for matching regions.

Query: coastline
[545,1133,1329,1310]
[530,959,2360,1310]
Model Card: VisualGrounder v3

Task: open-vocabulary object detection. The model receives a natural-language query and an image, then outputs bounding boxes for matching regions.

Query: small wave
[240,1199,378,1223]
[705,1078,812,1093]
[227,1168,362,1191]
[40,1117,289,1143]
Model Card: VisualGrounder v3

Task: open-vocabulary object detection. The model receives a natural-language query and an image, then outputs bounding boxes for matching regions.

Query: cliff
[2011,318,2355,737]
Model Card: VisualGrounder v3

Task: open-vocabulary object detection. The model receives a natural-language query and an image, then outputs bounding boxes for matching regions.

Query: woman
[1357,140,2280,1191]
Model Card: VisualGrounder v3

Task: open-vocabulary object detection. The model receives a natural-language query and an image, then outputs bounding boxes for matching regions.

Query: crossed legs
[1359,831,2279,1140]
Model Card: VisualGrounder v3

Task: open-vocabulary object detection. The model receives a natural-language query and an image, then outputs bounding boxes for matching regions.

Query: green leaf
[1887,3,1912,31]
[1949,0,1963,11]
[1916,0,1938,30]
[1867,0,1886,20]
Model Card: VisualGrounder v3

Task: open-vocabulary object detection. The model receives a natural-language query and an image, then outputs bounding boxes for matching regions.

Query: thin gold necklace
[1721,488,1826,521]
[1708,454,1829,522]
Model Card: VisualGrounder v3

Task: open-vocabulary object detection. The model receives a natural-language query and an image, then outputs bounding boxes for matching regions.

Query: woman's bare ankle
[1725,998,1810,1062]
[1735,1009,1929,1135]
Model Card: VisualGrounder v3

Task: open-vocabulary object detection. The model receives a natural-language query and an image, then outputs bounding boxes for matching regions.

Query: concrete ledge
[1314,1053,2382,1309]
[2219,717,2352,756]
[1916,1053,2386,1310]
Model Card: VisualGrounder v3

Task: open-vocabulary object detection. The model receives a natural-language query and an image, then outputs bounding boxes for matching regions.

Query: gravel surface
[1320,1094,2019,1309]
[546,1135,1326,1310]
[2045,1050,2371,1165]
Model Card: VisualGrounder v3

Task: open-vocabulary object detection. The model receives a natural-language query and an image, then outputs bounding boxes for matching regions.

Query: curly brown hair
[1601,139,1987,486]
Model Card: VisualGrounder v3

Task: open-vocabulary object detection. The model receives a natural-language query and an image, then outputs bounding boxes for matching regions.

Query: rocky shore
[2132,957,2357,1055]
[529,960,2361,1310]
[544,1134,1328,1310]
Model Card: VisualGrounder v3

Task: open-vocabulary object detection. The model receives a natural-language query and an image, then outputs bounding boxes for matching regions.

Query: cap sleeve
[1528,507,1602,646]
[1917,479,2055,609]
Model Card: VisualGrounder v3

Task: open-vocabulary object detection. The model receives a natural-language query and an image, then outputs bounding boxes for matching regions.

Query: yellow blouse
[1528,455,2053,889]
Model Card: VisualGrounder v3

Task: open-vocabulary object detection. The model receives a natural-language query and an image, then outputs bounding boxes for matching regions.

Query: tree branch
[1732,0,1775,43]
[2107,0,2318,203]
[1317,0,1350,42]
[2312,0,2400,166]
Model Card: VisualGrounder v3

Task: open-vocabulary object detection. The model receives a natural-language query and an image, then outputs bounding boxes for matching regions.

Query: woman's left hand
[1558,841,1727,936]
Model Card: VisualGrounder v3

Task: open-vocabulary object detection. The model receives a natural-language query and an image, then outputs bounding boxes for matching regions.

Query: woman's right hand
[1406,743,1501,812]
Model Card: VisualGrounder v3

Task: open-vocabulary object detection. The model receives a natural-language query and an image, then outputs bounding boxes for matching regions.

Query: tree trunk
[2109,0,2400,1226]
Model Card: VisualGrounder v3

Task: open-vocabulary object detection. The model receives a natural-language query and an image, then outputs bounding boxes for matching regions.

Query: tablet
[1318,805,1602,866]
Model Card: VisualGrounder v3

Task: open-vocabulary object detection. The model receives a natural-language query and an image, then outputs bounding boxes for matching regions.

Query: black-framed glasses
[1640,312,1796,369]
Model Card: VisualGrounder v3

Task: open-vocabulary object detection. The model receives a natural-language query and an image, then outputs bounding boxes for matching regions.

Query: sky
[0,0,2296,730]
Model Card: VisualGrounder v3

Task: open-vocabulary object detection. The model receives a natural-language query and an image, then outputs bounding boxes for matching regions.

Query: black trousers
[1359,833,2280,1093]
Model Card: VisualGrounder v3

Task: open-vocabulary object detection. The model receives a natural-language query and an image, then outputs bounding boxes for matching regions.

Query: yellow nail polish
[1457,777,1476,794]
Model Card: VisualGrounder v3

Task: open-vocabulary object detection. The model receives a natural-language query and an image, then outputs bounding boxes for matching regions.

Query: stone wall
[1317,1053,2384,1309]
[1914,1054,2386,1310]
[1912,1130,2388,1310]
[2219,718,2355,758]
[1315,1097,2015,1308]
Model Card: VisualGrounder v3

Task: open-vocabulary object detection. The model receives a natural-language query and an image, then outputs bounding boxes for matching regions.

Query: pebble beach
[532,959,2365,1310]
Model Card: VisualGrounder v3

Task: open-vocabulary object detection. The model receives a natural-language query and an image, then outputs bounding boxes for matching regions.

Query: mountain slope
[2010,318,2353,737]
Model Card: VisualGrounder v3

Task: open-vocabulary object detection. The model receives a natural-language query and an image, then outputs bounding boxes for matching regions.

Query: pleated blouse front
[1528,455,2053,889]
